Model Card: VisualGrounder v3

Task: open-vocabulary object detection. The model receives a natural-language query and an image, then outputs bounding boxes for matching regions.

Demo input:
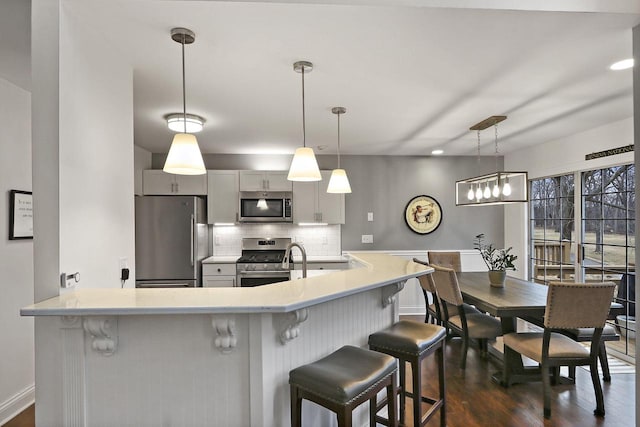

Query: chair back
[430,264,464,306]
[544,282,616,329]
[413,258,437,293]
[427,251,462,272]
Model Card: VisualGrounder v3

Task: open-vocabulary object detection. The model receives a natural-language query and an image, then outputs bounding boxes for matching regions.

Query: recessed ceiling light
[431,149,444,155]
[165,113,206,133]
[610,58,634,71]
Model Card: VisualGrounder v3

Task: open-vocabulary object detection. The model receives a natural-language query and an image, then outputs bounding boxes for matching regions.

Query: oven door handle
[237,270,291,276]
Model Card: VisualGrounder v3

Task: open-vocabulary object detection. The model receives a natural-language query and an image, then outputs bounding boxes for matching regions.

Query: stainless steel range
[236,238,292,287]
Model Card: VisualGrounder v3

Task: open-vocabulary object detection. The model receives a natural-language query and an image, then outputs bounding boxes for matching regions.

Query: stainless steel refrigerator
[135,196,209,288]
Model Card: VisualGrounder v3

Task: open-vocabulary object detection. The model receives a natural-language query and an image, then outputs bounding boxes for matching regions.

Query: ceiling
[7,1,640,156]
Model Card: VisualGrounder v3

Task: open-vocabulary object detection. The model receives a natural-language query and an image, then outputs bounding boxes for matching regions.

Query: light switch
[367,212,374,222]
[361,235,374,244]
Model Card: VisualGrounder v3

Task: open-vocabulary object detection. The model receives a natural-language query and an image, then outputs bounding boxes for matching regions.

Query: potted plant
[474,233,517,287]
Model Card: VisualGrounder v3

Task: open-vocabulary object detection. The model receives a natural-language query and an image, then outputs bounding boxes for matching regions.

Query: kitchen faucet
[282,242,307,278]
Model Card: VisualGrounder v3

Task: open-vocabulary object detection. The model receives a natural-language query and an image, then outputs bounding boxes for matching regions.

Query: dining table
[456,272,549,385]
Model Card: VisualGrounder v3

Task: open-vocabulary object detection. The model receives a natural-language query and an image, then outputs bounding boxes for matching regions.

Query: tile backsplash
[210,224,341,256]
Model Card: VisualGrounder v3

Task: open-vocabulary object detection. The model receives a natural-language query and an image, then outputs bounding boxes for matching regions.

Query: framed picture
[9,190,33,240]
[404,195,442,235]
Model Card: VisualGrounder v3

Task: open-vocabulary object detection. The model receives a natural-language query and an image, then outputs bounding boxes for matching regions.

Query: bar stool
[289,345,398,427]
[369,320,446,427]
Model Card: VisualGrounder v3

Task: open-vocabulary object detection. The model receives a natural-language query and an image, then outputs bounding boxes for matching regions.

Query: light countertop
[202,255,351,264]
[22,253,432,316]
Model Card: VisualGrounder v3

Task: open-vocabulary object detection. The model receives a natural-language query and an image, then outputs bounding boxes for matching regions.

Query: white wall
[0,78,35,424]
[134,145,152,196]
[504,117,634,278]
[58,9,135,289]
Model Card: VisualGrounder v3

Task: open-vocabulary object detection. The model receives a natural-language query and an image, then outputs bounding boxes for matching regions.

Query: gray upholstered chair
[503,281,616,419]
[430,264,502,369]
[427,251,462,272]
[413,258,480,327]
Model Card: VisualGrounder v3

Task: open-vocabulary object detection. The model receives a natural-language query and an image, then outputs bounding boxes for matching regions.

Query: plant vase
[488,270,506,288]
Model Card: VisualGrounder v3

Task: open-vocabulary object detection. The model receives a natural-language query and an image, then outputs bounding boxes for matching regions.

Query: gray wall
[152,153,505,250]
[341,155,504,250]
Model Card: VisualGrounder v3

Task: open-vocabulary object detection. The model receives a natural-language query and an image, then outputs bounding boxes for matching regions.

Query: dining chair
[413,258,481,326]
[427,251,462,272]
[503,281,616,419]
[429,264,502,369]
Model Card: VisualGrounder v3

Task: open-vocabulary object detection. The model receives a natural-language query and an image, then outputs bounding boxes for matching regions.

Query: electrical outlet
[367,212,374,222]
[322,236,328,245]
[215,235,221,246]
[60,272,80,288]
[118,257,128,270]
[361,234,374,244]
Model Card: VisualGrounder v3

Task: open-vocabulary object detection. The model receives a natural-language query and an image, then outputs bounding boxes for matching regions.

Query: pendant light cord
[337,112,341,169]
[181,35,187,130]
[301,66,306,148]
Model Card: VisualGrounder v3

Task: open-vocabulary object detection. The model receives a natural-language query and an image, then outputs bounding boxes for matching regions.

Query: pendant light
[287,61,321,182]
[163,28,206,176]
[327,107,352,193]
[455,115,528,206]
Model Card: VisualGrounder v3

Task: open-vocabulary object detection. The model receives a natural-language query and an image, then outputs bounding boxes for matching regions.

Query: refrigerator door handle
[190,214,195,267]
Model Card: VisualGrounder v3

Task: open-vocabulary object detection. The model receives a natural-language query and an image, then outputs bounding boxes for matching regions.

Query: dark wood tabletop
[456,272,548,321]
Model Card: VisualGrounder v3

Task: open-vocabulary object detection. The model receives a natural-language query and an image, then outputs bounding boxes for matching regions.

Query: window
[529,174,575,284]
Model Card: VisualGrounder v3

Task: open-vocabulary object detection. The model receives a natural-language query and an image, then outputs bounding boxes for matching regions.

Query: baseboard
[0,385,35,426]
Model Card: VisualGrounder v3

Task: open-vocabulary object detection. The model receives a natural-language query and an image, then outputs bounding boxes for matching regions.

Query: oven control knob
[262,264,268,270]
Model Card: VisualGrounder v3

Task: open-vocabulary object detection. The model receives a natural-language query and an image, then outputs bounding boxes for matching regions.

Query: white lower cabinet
[202,263,236,287]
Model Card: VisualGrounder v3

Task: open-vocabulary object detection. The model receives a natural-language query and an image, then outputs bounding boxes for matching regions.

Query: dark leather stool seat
[289,345,398,427]
[369,320,446,427]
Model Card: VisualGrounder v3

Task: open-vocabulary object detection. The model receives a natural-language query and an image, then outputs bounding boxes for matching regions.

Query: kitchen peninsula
[21,253,431,427]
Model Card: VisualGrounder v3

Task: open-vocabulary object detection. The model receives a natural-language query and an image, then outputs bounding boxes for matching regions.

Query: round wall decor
[404,195,443,235]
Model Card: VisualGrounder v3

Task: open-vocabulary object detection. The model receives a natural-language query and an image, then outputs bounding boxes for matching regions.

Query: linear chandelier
[455,115,528,206]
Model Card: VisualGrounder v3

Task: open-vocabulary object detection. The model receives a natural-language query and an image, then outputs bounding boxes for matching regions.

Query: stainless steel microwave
[238,191,293,223]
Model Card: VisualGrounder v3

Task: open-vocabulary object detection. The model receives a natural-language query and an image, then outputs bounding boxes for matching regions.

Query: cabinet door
[207,171,239,224]
[203,276,236,287]
[292,181,317,223]
[175,175,207,195]
[265,172,292,191]
[318,170,345,224]
[239,171,267,191]
[142,170,176,195]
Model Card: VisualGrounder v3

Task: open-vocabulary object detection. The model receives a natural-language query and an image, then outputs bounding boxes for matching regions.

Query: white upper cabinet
[239,171,292,191]
[293,171,345,224]
[207,170,239,224]
[143,170,207,195]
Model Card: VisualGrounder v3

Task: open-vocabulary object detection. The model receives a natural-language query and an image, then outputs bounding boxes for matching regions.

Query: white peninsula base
[24,254,431,427]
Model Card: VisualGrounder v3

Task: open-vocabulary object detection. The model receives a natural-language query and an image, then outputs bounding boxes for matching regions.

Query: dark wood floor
[402,318,635,427]
[2,405,34,427]
[3,328,635,427]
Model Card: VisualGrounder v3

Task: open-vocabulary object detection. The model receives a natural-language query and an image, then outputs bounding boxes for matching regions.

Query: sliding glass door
[581,165,635,359]
[529,164,635,360]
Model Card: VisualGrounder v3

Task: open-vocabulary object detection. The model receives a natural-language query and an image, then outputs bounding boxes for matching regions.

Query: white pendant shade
[327,169,352,193]
[287,147,321,181]
[163,133,206,175]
